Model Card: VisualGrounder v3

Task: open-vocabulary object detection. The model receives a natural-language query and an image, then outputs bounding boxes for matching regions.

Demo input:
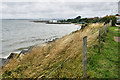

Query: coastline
[1,23,105,77]
[2,23,81,59]
[1,35,62,67]
[2,20,79,59]
[31,20,71,24]
[1,23,82,71]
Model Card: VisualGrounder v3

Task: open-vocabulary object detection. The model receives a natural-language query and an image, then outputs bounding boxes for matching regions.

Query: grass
[87,26,119,78]
[2,23,119,78]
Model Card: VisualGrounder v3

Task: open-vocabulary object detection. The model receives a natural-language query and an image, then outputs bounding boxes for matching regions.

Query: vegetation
[2,23,104,78]
[2,23,119,79]
[60,15,117,26]
[87,26,119,78]
[100,15,117,26]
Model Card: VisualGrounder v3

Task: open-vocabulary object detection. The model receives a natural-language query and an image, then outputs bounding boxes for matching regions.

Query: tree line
[60,15,117,26]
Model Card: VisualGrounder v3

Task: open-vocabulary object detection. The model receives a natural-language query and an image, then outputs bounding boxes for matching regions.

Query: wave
[13,46,33,52]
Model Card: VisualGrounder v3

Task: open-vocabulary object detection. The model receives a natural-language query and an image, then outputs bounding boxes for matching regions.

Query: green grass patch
[87,26,119,78]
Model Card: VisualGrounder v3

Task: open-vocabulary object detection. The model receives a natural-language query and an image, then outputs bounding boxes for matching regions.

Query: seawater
[1,20,80,58]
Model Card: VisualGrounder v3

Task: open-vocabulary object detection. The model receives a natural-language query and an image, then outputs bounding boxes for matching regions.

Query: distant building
[87,17,99,19]
[115,14,120,25]
[49,20,58,23]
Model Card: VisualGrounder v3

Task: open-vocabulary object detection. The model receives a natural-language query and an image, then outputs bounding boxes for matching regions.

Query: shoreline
[2,37,59,58]
[1,23,81,68]
[2,23,106,77]
[31,20,71,24]
[0,37,60,67]
[2,23,81,59]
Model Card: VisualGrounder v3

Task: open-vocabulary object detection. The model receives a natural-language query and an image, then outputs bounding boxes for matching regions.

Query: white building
[116,15,120,24]
[49,20,57,23]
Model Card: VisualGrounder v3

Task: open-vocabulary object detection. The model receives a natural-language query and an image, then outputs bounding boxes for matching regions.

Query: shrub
[100,15,117,26]
[81,23,88,29]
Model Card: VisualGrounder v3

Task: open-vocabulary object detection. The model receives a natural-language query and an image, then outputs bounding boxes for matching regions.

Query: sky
[0,0,119,19]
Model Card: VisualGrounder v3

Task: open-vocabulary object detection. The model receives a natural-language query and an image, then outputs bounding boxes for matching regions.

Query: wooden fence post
[98,28,101,54]
[104,25,107,35]
[83,36,87,78]
[110,20,112,26]
[106,24,109,32]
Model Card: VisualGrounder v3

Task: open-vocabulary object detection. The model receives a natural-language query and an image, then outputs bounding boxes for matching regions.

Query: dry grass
[2,23,104,78]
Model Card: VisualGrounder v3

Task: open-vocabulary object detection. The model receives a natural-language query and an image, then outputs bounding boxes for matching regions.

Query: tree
[100,15,117,26]
[75,16,81,19]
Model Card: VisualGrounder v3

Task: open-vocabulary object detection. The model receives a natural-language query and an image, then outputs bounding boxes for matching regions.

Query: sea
[0,20,81,58]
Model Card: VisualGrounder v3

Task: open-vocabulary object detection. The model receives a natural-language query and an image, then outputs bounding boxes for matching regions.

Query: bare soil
[114,36,120,42]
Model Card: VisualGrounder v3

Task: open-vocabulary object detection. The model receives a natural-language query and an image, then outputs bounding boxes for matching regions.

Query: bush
[81,23,88,29]
[100,15,117,26]
[63,15,117,26]
[2,70,12,77]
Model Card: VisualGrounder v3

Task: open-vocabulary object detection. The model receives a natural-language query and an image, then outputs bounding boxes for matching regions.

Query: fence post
[104,25,107,35]
[83,36,87,79]
[98,28,101,54]
[106,24,109,32]
[110,20,112,26]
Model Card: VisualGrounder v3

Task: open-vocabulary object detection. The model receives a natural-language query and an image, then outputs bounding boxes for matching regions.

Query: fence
[44,21,112,79]
[98,20,112,54]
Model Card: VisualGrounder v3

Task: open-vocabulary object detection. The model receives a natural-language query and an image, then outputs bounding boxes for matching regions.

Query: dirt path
[114,29,119,31]
[114,28,120,42]
[114,36,120,42]
[114,29,120,33]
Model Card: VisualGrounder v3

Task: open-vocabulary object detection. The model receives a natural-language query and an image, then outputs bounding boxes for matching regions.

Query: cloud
[1,2,118,19]
[1,0,119,2]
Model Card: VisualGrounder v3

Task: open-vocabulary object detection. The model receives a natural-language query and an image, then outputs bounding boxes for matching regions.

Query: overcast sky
[1,1,119,19]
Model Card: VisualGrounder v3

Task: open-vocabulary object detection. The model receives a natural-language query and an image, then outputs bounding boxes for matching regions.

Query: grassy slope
[87,26,119,78]
[2,24,119,78]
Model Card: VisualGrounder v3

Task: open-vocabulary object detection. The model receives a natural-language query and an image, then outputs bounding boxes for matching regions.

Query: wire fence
[44,21,112,79]
[45,45,81,78]
[72,61,81,78]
